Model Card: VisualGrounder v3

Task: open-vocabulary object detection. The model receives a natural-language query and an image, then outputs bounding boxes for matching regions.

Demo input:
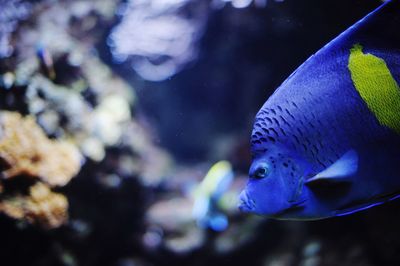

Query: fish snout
[238,190,256,213]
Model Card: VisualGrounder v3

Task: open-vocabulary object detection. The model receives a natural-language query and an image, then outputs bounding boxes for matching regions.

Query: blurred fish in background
[192,160,234,232]
[36,43,56,80]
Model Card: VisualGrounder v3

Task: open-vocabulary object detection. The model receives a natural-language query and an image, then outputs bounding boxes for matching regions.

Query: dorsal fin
[273,0,400,97]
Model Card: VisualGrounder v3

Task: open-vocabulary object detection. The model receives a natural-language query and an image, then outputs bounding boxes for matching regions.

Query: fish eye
[253,164,270,179]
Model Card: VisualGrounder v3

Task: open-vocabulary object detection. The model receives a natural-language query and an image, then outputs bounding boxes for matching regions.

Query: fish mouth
[238,190,256,213]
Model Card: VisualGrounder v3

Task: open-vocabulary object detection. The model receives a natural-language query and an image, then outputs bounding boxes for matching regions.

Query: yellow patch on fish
[348,44,400,134]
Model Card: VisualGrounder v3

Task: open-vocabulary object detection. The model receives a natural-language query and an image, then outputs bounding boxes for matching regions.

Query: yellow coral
[0,111,81,187]
[0,182,68,229]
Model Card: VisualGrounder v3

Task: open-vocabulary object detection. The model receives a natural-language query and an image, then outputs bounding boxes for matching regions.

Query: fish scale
[253,85,349,172]
[277,51,388,147]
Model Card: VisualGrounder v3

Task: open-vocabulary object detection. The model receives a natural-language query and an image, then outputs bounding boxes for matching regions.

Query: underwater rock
[108,0,209,81]
[0,111,81,187]
[211,0,267,9]
[164,226,205,254]
[214,215,264,254]
[92,94,131,146]
[124,120,173,186]
[0,0,31,58]
[0,182,68,229]
[26,75,92,136]
[263,252,295,266]
[146,196,206,253]
[116,257,150,266]
[147,197,194,232]
[25,71,134,162]
[108,0,269,81]
[300,241,321,266]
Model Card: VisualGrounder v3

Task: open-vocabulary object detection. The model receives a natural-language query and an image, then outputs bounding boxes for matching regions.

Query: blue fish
[193,161,234,231]
[239,0,400,220]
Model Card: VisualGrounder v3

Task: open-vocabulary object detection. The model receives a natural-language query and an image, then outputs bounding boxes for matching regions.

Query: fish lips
[238,190,256,213]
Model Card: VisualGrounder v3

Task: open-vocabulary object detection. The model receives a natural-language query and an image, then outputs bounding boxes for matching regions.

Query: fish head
[239,144,311,218]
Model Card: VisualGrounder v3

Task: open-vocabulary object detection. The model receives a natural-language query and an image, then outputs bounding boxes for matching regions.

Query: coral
[0,111,79,228]
[0,182,68,229]
[26,73,134,162]
[0,111,81,187]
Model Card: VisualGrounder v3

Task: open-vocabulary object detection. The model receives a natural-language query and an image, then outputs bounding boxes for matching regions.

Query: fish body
[239,0,400,219]
[36,43,55,80]
[193,161,233,231]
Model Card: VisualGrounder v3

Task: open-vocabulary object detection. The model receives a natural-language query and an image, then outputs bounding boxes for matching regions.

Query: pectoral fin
[306,150,359,185]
